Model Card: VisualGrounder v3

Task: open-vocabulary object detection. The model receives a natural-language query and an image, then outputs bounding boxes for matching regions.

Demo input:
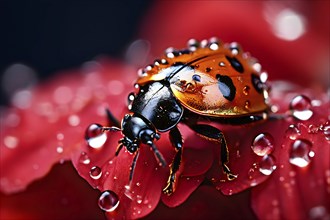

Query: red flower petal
[0,162,105,220]
[146,185,256,220]
[251,93,330,219]
[0,59,136,194]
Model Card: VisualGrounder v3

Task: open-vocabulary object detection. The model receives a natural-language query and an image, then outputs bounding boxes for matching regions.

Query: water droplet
[12,90,32,109]
[56,146,64,154]
[259,155,277,175]
[285,124,301,140]
[200,39,208,48]
[98,190,119,212]
[108,80,124,96]
[187,38,199,51]
[244,101,250,110]
[260,72,268,83]
[251,133,274,156]
[209,42,219,50]
[85,124,107,149]
[309,206,329,220]
[219,62,226,67]
[323,124,330,141]
[290,95,313,120]
[3,135,19,149]
[53,86,73,105]
[289,139,313,168]
[79,152,90,165]
[243,86,250,95]
[252,63,262,72]
[68,114,80,126]
[90,166,102,180]
[57,133,64,140]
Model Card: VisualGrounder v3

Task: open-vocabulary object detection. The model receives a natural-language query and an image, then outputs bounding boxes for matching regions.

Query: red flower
[1,1,329,220]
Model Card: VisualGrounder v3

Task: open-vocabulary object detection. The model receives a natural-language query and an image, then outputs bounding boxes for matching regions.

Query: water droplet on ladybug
[161,59,168,64]
[79,152,90,165]
[219,62,226,67]
[285,124,301,140]
[98,190,120,212]
[244,101,250,110]
[259,155,277,175]
[260,71,268,83]
[187,38,199,51]
[90,166,102,180]
[229,42,241,55]
[251,133,274,156]
[85,124,108,149]
[243,86,250,95]
[289,139,314,168]
[200,39,208,48]
[209,42,219,50]
[290,95,313,121]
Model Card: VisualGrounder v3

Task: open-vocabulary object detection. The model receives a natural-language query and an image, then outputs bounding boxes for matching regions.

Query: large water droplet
[290,95,313,120]
[259,155,277,175]
[85,124,107,149]
[90,166,102,180]
[289,139,314,168]
[98,190,120,212]
[252,133,275,156]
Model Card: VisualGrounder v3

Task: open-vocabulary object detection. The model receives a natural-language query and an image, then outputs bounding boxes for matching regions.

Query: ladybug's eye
[192,74,201,82]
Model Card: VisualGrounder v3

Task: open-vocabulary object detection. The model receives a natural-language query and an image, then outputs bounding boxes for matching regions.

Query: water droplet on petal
[323,124,330,141]
[98,190,120,212]
[90,166,102,180]
[3,135,19,149]
[309,206,329,220]
[56,146,64,154]
[85,124,107,149]
[251,133,275,156]
[68,114,80,126]
[289,139,313,168]
[79,152,90,165]
[285,124,301,140]
[259,155,277,175]
[290,95,313,120]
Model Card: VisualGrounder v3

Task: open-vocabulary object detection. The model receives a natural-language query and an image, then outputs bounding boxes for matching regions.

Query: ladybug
[89,38,269,195]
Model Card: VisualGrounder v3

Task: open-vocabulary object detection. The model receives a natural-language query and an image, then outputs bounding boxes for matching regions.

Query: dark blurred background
[0,0,153,105]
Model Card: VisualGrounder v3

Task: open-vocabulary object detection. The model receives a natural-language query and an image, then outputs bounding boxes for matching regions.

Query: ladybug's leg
[163,126,183,195]
[190,124,237,180]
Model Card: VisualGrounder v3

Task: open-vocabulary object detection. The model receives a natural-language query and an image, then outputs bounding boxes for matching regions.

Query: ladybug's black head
[120,114,160,153]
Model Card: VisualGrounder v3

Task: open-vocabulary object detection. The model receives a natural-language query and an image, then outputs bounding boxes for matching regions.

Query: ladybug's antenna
[106,108,120,127]
[147,141,167,167]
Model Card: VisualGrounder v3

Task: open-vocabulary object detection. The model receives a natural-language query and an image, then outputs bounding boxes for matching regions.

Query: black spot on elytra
[225,56,244,73]
[251,73,263,93]
[216,74,236,101]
